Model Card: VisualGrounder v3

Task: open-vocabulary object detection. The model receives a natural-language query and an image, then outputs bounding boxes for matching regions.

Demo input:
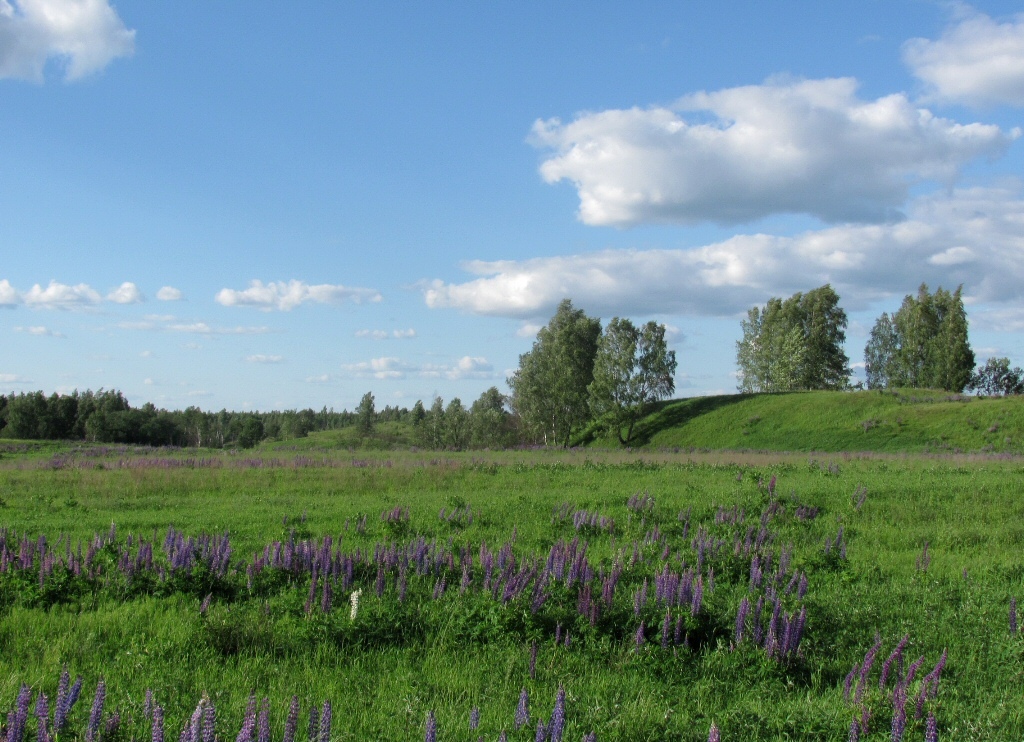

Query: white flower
[349,589,363,621]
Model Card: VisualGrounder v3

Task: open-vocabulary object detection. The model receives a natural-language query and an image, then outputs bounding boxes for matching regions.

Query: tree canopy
[507,299,601,446]
[864,284,974,392]
[588,318,677,444]
[736,285,850,393]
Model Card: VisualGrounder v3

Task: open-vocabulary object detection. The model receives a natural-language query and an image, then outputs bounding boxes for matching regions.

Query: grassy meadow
[0,437,1023,740]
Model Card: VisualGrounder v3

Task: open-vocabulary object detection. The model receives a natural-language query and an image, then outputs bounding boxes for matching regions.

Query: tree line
[738,281,1020,397]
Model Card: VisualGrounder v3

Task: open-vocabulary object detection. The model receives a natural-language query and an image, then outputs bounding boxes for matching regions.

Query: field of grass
[1,443,1023,740]
[588,389,1024,455]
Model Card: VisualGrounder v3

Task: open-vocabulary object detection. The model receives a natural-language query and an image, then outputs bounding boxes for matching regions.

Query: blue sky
[3,1,1024,411]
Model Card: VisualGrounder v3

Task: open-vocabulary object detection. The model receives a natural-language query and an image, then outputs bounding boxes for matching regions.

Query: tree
[864,284,974,392]
[508,299,601,446]
[237,415,264,448]
[588,319,677,444]
[444,398,469,450]
[422,396,446,448]
[469,387,514,449]
[736,285,850,393]
[356,392,376,436]
[968,357,1024,396]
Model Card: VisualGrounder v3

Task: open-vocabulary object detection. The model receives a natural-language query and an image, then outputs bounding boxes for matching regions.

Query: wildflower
[549,687,565,742]
[425,711,437,742]
[283,697,299,742]
[708,723,720,742]
[86,680,106,742]
[153,706,165,742]
[350,589,363,620]
[469,707,480,731]
[515,689,529,730]
[319,701,332,742]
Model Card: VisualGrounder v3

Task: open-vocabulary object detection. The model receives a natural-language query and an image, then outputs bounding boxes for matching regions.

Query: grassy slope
[591,389,1024,453]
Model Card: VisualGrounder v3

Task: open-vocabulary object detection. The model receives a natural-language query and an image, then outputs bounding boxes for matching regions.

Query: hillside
[589,389,1024,454]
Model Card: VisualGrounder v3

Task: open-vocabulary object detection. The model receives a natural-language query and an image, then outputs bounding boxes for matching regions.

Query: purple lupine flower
[708,723,720,742]
[735,597,750,645]
[661,610,671,650]
[925,713,938,742]
[890,690,907,742]
[583,734,597,742]
[153,706,165,742]
[283,697,300,742]
[847,715,858,742]
[843,665,858,702]
[237,695,257,742]
[515,689,530,730]
[498,733,508,742]
[425,711,437,742]
[199,593,212,614]
[634,621,646,651]
[307,706,319,742]
[9,684,31,742]
[35,692,49,742]
[879,634,909,689]
[549,687,565,742]
[469,707,480,730]
[257,698,271,742]
[203,702,216,742]
[1011,597,1018,634]
[56,675,83,734]
[319,701,331,742]
[534,719,547,742]
[86,679,106,742]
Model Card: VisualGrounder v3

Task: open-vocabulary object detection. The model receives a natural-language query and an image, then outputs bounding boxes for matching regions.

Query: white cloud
[106,281,143,304]
[15,325,64,337]
[424,185,1024,318]
[215,279,382,311]
[245,354,284,364]
[139,350,152,358]
[444,356,493,380]
[516,323,543,338]
[0,373,28,383]
[904,8,1024,107]
[0,279,20,306]
[118,317,270,335]
[0,0,135,82]
[356,328,417,340]
[156,286,183,301]
[343,356,415,380]
[24,280,101,309]
[143,377,153,385]
[305,374,330,384]
[532,77,1015,226]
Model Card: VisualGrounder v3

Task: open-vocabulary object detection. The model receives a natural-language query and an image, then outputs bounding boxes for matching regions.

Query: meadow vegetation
[0,442,1022,740]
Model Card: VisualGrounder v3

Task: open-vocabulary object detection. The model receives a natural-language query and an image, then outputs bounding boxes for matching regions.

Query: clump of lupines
[823,528,847,560]
[851,485,868,512]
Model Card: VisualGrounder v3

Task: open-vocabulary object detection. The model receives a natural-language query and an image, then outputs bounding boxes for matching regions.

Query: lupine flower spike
[708,723,721,742]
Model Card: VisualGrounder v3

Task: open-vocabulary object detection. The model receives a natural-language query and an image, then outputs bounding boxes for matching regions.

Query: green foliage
[509,299,602,446]
[968,357,1024,397]
[356,392,376,436]
[736,285,850,393]
[589,318,677,444]
[865,284,975,392]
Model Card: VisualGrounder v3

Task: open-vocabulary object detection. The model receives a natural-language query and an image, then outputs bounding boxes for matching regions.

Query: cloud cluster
[0,279,150,309]
[245,354,284,364]
[904,8,1024,107]
[343,356,493,381]
[532,77,1015,226]
[215,280,382,311]
[0,0,135,81]
[425,186,1024,319]
[355,328,417,340]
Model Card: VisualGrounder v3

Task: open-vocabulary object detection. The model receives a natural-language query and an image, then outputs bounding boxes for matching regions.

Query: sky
[3,1,1024,412]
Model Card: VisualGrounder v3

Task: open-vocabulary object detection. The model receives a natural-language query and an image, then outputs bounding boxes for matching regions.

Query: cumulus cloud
[532,77,1015,226]
[343,357,416,380]
[904,8,1024,107]
[393,328,416,339]
[15,325,64,337]
[0,279,19,306]
[516,323,543,338]
[156,286,183,301]
[24,280,101,308]
[215,280,382,311]
[342,356,494,381]
[424,185,1024,318]
[0,373,28,383]
[106,281,143,304]
[0,0,135,82]
[245,354,284,364]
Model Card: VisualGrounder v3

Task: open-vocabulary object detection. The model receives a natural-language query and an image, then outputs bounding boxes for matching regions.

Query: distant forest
[0,389,402,449]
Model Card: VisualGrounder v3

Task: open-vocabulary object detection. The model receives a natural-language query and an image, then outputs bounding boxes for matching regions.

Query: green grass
[1,447,1023,740]
[586,389,1024,454]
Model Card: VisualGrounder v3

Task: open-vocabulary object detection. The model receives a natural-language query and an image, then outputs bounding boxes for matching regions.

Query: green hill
[590,389,1024,454]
